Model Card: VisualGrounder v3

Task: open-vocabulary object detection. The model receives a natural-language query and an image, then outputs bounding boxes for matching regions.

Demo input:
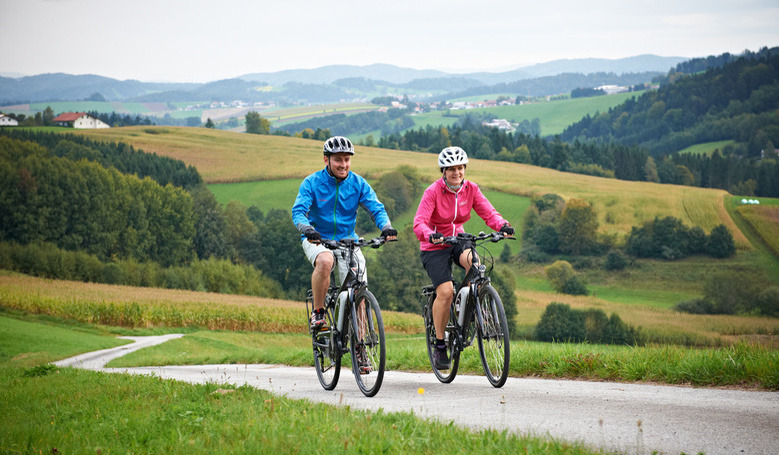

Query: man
[292,136,397,335]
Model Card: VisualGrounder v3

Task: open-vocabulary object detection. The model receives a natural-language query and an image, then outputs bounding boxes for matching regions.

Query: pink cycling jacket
[413,177,508,251]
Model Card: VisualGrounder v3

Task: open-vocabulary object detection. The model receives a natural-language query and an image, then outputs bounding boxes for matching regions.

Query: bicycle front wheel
[313,310,340,390]
[424,296,459,383]
[475,284,510,388]
[349,289,385,397]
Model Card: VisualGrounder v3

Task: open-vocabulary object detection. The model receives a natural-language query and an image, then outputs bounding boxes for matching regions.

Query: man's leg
[311,251,334,310]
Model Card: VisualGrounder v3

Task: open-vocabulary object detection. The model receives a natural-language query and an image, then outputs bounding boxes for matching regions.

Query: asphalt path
[55,335,778,455]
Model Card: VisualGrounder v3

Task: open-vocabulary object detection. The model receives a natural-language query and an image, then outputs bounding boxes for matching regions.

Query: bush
[535,303,586,342]
[756,287,779,317]
[673,299,715,314]
[519,244,550,263]
[536,304,641,345]
[545,260,588,295]
[706,224,736,258]
[603,250,627,271]
[561,276,589,295]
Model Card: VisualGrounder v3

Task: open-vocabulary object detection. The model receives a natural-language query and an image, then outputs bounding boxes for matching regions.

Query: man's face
[325,153,352,179]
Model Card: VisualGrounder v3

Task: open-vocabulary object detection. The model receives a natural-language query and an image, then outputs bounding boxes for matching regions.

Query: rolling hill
[71,126,748,248]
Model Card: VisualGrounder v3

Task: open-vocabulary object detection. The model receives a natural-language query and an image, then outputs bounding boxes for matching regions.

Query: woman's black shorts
[420,240,473,289]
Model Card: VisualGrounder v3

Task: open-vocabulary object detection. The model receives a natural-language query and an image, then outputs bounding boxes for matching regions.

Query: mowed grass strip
[0,274,421,334]
[736,204,779,256]
[74,127,748,246]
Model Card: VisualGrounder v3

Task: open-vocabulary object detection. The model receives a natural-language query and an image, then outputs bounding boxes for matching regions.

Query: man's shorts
[302,239,367,285]
[420,241,472,289]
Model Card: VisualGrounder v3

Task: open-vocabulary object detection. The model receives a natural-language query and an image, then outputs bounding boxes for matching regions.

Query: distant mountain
[0,73,200,103]
[0,55,688,105]
[239,55,686,86]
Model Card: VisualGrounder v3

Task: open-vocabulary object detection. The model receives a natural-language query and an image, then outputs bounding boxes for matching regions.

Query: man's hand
[381,227,398,241]
[429,232,444,244]
[499,223,515,237]
[302,226,321,243]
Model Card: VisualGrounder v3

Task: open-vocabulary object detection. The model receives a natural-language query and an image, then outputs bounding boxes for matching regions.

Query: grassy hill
[72,126,748,247]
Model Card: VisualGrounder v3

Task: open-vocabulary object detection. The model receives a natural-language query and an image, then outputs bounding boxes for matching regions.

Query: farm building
[0,114,18,126]
[52,112,110,129]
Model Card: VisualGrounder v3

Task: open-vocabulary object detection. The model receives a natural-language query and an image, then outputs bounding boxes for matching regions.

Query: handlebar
[320,236,394,251]
[441,231,516,245]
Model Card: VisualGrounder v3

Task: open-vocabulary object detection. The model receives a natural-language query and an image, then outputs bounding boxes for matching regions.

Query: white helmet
[438,146,468,171]
[323,136,354,156]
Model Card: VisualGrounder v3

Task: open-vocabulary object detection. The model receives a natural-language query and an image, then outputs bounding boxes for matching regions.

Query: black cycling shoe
[433,347,451,370]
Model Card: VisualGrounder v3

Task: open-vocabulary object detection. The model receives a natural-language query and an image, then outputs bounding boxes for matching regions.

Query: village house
[482,118,516,133]
[0,114,19,126]
[52,112,110,129]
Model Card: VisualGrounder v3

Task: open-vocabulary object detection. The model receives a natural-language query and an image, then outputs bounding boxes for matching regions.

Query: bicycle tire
[313,306,340,390]
[424,295,460,383]
[475,284,510,388]
[349,289,385,397]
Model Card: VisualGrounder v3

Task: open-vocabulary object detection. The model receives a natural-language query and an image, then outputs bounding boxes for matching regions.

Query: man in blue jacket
[292,136,397,333]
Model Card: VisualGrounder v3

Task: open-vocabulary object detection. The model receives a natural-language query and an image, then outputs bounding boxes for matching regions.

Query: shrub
[545,260,588,295]
[561,276,589,295]
[756,287,779,317]
[603,249,627,271]
[536,304,641,345]
[673,299,715,314]
[519,244,550,263]
[706,224,736,258]
[535,302,586,342]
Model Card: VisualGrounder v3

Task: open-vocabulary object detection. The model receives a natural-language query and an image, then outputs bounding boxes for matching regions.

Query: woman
[413,146,513,370]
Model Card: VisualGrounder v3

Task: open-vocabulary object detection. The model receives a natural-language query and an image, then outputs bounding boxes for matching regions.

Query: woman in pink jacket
[413,146,514,370]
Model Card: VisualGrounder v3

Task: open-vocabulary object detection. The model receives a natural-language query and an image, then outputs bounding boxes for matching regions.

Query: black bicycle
[421,231,514,388]
[305,236,391,397]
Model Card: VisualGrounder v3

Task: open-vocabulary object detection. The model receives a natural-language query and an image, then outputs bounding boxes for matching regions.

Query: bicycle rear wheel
[475,284,510,388]
[349,289,385,397]
[423,295,459,383]
[313,309,340,390]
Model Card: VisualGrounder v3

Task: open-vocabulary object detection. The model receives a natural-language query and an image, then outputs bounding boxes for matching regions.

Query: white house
[0,114,18,126]
[52,112,110,129]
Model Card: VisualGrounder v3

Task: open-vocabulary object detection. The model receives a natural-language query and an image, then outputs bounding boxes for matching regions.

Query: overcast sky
[1,0,777,83]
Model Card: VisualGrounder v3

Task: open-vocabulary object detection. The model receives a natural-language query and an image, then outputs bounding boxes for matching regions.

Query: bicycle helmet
[438,146,468,171]
[323,136,354,156]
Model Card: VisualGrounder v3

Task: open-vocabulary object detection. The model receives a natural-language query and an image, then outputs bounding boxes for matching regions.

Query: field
[415,92,639,136]
[678,140,736,156]
[73,126,748,247]
[736,203,779,256]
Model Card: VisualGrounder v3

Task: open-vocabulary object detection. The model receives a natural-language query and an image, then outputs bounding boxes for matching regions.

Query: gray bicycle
[421,231,514,388]
[305,236,390,397]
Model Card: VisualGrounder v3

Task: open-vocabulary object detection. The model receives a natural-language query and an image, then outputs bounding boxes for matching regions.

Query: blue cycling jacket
[292,168,391,241]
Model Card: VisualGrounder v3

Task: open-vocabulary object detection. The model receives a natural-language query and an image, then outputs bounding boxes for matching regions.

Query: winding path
[55,335,778,455]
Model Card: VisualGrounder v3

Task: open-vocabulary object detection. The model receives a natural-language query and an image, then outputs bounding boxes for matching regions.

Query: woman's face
[444,164,465,187]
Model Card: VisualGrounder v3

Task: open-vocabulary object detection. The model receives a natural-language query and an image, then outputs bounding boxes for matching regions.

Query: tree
[706,224,736,258]
[558,198,598,255]
[245,111,270,135]
[42,106,55,126]
[204,118,215,129]
[644,156,659,183]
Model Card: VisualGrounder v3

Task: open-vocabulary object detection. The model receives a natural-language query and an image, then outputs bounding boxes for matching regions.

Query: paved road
[55,335,778,455]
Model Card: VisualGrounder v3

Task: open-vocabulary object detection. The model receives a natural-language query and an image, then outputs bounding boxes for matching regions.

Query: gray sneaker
[433,347,451,370]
